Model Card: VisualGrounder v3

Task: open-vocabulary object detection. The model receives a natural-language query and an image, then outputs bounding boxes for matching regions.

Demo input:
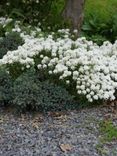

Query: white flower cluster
[0,17,12,27]
[0,30,117,102]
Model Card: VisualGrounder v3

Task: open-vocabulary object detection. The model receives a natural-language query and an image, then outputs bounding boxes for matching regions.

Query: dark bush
[0,24,5,37]
[0,67,13,106]
[0,32,24,58]
[13,68,75,112]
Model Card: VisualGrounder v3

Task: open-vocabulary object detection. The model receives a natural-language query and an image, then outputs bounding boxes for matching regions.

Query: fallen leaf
[48,111,68,117]
[104,113,111,120]
[60,144,72,152]
[0,117,3,123]
[32,122,39,129]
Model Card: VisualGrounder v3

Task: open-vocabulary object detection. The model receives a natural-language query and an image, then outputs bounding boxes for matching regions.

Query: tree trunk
[63,0,85,35]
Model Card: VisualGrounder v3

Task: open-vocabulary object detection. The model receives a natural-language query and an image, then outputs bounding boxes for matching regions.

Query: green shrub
[13,68,75,112]
[84,0,117,23]
[82,14,117,44]
[0,32,24,58]
[83,0,117,44]
[0,67,13,106]
[0,0,65,30]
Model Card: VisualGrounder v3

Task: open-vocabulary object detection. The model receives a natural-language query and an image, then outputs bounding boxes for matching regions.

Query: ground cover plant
[82,0,117,44]
[0,2,117,156]
[0,67,13,106]
[0,32,24,58]
[99,120,117,143]
[0,0,117,111]
[0,20,117,109]
[13,67,75,112]
[85,0,117,23]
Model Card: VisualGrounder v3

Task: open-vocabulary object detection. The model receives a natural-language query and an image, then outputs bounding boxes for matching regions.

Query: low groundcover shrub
[1,30,117,104]
[0,32,24,59]
[13,68,75,112]
[0,67,13,106]
[0,19,117,109]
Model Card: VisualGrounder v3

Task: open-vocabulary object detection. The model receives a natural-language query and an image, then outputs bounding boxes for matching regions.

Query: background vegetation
[0,0,117,43]
[85,0,117,23]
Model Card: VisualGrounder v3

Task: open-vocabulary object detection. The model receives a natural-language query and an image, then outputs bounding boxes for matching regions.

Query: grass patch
[99,120,117,143]
[96,120,117,155]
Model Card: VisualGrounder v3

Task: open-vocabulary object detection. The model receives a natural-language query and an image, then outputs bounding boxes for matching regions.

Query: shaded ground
[0,105,117,156]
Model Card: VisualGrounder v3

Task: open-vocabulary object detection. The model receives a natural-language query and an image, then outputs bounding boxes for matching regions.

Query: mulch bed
[0,105,117,156]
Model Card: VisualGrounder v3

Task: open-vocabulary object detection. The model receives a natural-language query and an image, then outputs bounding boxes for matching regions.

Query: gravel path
[0,106,117,156]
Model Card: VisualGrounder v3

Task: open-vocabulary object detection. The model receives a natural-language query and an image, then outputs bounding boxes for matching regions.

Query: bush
[84,0,117,23]
[0,0,66,30]
[83,0,117,44]
[0,0,52,22]
[2,31,117,103]
[0,67,13,106]
[82,14,117,44]
[0,32,24,58]
[13,68,75,112]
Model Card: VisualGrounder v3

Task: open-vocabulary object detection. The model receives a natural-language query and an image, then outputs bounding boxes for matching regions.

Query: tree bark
[63,0,85,35]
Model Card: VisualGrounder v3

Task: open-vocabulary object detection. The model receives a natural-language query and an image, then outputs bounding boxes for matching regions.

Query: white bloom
[66,80,70,84]
[37,64,42,69]
[1,26,117,103]
[93,95,98,100]
[77,90,82,94]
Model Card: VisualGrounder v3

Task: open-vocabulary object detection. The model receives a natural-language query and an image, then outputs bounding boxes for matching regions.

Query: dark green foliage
[0,0,52,23]
[0,32,24,58]
[84,0,117,44]
[7,62,27,80]
[86,35,107,46]
[0,0,66,31]
[0,67,13,106]
[0,24,5,37]
[39,81,75,111]
[84,0,117,24]
[13,68,75,112]
[82,14,117,44]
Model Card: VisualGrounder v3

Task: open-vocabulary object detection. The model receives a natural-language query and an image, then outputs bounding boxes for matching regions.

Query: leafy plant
[0,24,5,37]
[13,68,75,112]
[82,14,117,44]
[0,32,24,59]
[0,0,65,30]
[0,67,13,106]
[84,0,117,24]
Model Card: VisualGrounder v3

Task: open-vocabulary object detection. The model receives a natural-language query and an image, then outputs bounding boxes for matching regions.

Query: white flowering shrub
[0,26,117,103]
